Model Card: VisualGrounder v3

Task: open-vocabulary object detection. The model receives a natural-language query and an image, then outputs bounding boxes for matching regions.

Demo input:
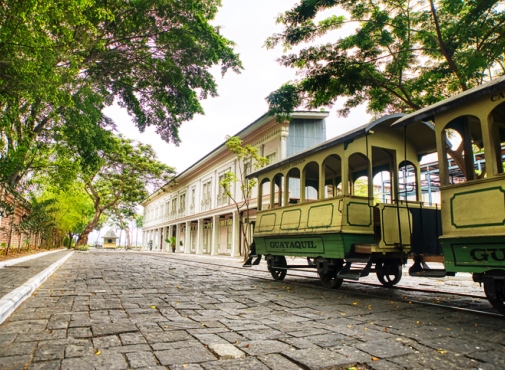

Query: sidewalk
[0,249,74,324]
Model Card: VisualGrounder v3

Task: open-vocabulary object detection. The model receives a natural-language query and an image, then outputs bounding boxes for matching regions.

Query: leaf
[150,305,157,309]
[371,357,380,361]
[95,350,101,355]
[438,349,447,354]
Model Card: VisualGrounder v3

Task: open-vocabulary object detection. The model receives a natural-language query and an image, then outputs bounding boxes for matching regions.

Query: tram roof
[393,76,505,127]
[248,113,435,178]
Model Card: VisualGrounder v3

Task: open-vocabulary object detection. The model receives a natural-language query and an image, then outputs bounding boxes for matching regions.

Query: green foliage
[0,0,242,189]
[76,135,176,245]
[220,136,268,258]
[266,0,505,117]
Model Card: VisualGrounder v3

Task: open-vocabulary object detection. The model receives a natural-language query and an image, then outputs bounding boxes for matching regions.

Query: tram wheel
[376,260,402,287]
[484,279,505,315]
[268,256,287,281]
[319,270,343,289]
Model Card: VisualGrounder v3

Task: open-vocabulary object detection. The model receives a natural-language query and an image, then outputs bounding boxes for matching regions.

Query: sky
[104,0,370,174]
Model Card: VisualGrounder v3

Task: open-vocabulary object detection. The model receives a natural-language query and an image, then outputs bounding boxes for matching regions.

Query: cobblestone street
[0,251,504,369]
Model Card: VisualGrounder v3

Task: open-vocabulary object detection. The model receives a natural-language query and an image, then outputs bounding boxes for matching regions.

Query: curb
[0,249,66,269]
[0,251,74,325]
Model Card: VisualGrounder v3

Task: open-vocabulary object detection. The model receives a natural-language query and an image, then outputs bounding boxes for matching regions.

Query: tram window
[323,154,342,198]
[371,147,396,203]
[348,153,370,197]
[259,178,270,210]
[443,116,483,184]
[273,173,285,208]
[303,161,319,201]
[287,168,301,204]
[398,161,418,202]
[489,102,505,175]
[373,171,391,203]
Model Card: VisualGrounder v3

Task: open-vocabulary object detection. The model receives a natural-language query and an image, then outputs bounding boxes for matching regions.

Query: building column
[211,215,218,256]
[160,228,165,251]
[231,211,240,257]
[175,224,181,252]
[196,218,203,255]
[280,125,289,160]
[184,221,191,254]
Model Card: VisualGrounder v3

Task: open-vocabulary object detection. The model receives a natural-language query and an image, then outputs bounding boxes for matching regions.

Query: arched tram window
[322,154,342,199]
[303,161,319,201]
[348,153,370,197]
[442,115,484,184]
[489,101,505,175]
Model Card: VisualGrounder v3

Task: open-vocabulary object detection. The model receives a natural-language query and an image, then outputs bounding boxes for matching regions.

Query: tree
[220,136,268,261]
[0,0,242,190]
[265,0,505,119]
[38,183,96,249]
[75,135,175,246]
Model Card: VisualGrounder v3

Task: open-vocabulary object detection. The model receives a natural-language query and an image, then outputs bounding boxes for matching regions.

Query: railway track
[135,252,503,318]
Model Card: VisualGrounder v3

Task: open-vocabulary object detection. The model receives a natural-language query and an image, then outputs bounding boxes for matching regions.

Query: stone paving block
[91,321,137,336]
[192,333,229,345]
[155,342,216,365]
[389,351,483,369]
[92,335,122,349]
[199,356,270,370]
[64,342,95,358]
[16,329,67,342]
[61,352,128,370]
[0,354,32,369]
[120,332,148,345]
[28,360,62,370]
[280,347,360,369]
[239,328,285,341]
[467,349,505,366]
[355,337,417,359]
[169,364,203,370]
[280,336,321,350]
[143,329,193,343]
[0,341,36,357]
[68,327,92,339]
[207,343,245,359]
[33,341,65,361]
[126,351,160,368]
[101,344,152,354]
[257,353,304,370]
[238,339,293,356]
[217,331,248,344]
[151,340,201,351]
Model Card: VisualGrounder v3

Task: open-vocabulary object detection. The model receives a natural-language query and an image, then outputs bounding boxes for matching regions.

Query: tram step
[345,258,370,263]
[408,268,447,278]
[337,271,362,280]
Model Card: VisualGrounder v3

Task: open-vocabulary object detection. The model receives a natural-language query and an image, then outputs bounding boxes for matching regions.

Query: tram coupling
[243,254,262,267]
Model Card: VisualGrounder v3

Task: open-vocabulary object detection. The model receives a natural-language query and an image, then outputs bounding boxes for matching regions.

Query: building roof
[142,110,329,205]
[102,229,118,239]
[248,113,420,178]
[393,76,505,127]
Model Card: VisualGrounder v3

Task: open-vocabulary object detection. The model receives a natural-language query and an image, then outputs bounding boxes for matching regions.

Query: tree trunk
[76,210,102,247]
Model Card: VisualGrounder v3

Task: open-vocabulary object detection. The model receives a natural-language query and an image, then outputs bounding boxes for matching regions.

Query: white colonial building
[141,111,329,256]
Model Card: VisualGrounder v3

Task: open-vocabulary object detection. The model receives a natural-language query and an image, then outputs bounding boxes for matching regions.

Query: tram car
[245,76,505,314]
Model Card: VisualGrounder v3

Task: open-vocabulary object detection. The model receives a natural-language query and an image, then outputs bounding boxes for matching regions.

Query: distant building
[141,111,329,256]
[102,230,119,249]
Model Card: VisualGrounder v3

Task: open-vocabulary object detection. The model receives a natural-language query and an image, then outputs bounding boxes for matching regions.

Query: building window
[202,180,212,211]
[217,169,231,207]
[179,192,186,217]
[190,187,196,214]
[171,198,177,219]
[266,151,277,165]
